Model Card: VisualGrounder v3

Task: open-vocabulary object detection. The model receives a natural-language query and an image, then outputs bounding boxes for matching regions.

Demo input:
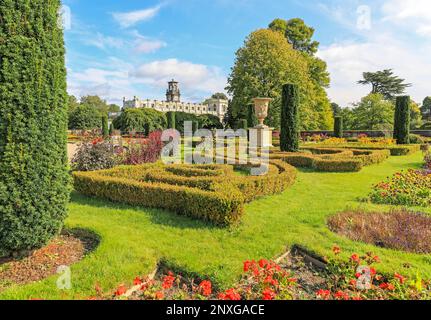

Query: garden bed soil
[0,229,99,291]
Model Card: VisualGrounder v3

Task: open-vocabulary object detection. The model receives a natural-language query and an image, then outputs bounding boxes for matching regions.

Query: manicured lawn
[1,152,429,300]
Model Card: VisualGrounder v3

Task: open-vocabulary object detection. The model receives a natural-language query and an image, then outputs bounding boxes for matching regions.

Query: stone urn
[253,98,272,128]
[250,97,273,148]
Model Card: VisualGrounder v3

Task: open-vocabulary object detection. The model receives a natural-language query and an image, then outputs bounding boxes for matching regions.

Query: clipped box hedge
[73,161,296,226]
[306,143,420,156]
[270,147,390,172]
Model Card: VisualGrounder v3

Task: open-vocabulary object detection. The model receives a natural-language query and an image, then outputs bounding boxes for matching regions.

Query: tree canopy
[113,109,167,134]
[269,18,319,55]
[226,28,333,130]
[358,69,411,100]
[68,104,102,130]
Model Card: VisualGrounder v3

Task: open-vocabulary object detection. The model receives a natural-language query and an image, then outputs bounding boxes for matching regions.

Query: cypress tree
[334,116,343,138]
[0,0,70,254]
[102,114,109,138]
[280,84,300,152]
[394,96,411,144]
[238,119,248,130]
[247,104,258,128]
[109,123,114,136]
[167,112,176,130]
[192,121,199,132]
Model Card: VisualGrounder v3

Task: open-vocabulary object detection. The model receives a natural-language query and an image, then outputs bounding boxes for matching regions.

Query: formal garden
[1,2,431,301]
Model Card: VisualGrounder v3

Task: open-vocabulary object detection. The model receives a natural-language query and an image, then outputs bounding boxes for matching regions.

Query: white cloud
[313,0,431,106]
[382,0,431,37]
[84,32,125,50]
[131,31,167,53]
[67,58,227,105]
[318,32,431,106]
[112,5,161,28]
[130,59,227,95]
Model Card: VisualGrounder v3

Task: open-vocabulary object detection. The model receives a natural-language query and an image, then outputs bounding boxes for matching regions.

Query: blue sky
[63,0,431,107]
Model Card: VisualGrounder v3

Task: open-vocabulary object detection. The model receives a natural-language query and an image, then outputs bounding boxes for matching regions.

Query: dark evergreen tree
[238,119,248,130]
[167,112,176,130]
[102,114,109,138]
[247,104,258,128]
[280,84,300,152]
[0,0,70,254]
[358,69,411,100]
[394,96,411,145]
[334,116,343,138]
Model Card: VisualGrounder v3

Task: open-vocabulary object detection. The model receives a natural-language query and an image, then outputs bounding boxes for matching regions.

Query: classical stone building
[123,80,228,122]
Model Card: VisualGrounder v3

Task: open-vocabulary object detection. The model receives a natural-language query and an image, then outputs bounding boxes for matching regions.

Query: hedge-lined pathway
[1,152,429,299]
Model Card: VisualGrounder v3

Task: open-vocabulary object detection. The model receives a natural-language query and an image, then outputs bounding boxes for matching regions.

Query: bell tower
[166,79,181,102]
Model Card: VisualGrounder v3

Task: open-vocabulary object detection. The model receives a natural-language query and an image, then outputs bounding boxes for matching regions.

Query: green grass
[1,152,430,300]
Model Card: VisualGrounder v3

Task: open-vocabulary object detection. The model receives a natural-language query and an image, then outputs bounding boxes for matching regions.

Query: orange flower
[333,246,341,255]
[155,291,164,300]
[350,254,360,263]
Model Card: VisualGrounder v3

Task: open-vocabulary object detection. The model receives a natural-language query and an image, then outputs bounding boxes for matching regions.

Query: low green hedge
[73,161,296,226]
[270,147,390,172]
[305,143,420,156]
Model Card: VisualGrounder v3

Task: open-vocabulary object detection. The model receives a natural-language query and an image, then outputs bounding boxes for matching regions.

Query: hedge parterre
[270,147,390,172]
[73,160,297,225]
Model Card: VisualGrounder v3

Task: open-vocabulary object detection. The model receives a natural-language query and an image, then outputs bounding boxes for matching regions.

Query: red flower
[199,280,212,297]
[379,283,395,291]
[218,289,241,301]
[370,267,377,276]
[259,259,269,268]
[316,289,331,300]
[115,285,127,296]
[162,273,176,290]
[333,246,341,255]
[262,288,276,301]
[264,275,278,286]
[243,260,253,272]
[350,254,360,263]
[394,273,406,284]
[350,279,357,287]
[155,291,164,300]
[133,277,143,286]
[334,290,350,300]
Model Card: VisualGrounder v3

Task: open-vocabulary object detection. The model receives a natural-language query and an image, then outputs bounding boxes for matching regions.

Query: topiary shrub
[167,112,176,130]
[238,119,248,130]
[280,84,300,152]
[334,116,343,138]
[102,114,109,138]
[247,104,258,128]
[394,96,411,145]
[0,0,71,255]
